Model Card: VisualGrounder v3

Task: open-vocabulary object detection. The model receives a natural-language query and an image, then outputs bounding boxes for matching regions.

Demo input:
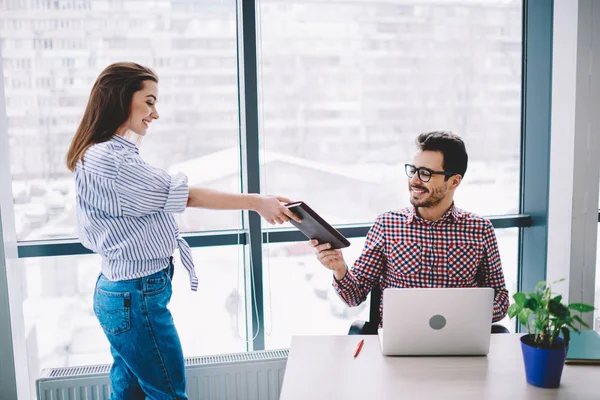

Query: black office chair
[348,286,382,335]
[348,286,510,335]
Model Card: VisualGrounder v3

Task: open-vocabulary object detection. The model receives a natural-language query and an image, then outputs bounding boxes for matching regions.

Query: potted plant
[508,280,595,388]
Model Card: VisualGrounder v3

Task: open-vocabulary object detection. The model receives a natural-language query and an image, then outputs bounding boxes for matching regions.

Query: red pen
[353,339,364,358]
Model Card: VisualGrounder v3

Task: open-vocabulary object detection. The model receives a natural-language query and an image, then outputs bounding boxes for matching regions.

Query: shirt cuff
[332,268,351,290]
[164,173,189,214]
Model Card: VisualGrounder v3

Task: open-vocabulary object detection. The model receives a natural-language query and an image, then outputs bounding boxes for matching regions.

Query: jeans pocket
[144,270,169,296]
[94,288,131,335]
[145,279,173,310]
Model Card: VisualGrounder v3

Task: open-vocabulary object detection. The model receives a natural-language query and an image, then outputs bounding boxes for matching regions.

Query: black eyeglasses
[405,164,456,183]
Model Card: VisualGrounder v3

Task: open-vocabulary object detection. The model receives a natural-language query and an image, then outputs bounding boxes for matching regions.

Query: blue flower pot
[520,334,567,388]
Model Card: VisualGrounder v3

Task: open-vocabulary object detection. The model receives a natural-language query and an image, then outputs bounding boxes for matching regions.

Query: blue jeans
[94,260,187,399]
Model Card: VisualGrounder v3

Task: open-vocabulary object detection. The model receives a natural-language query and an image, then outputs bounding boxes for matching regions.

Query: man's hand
[309,239,348,280]
[255,195,301,225]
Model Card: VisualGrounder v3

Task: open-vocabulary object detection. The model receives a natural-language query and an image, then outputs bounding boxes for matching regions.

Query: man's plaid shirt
[333,205,509,325]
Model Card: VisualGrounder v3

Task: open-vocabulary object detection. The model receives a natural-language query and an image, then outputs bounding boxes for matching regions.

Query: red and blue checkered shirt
[333,205,509,325]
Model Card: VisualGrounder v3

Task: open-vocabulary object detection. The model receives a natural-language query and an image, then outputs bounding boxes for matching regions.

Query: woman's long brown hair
[66,62,157,171]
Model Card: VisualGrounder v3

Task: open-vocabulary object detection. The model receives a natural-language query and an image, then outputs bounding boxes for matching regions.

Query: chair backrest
[369,286,382,326]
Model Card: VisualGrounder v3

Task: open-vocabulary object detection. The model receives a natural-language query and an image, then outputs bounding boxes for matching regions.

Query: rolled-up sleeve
[164,173,189,213]
[115,158,189,217]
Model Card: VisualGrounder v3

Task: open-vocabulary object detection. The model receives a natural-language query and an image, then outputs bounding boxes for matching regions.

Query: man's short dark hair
[416,131,468,179]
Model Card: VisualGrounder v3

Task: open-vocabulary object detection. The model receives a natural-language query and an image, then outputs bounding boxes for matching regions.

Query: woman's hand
[255,195,301,225]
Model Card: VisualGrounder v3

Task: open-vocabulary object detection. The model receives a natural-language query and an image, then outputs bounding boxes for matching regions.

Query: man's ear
[452,175,462,188]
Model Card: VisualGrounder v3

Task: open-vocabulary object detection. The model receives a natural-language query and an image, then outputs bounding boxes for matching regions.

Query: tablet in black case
[285,201,350,249]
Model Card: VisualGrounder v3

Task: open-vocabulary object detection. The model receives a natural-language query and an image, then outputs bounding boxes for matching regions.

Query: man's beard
[409,187,447,208]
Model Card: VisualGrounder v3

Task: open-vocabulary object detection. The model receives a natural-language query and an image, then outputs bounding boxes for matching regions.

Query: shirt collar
[406,203,463,225]
[111,134,139,153]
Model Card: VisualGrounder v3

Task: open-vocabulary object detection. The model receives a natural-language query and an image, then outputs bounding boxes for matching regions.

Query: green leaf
[549,299,569,319]
[525,297,540,312]
[530,293,543,304]
[551,294,562,303]
[568,303,595,313]
[508,303,522,319]
[513,292,527,307]
[572,315,591,329]
[518,308,531,327]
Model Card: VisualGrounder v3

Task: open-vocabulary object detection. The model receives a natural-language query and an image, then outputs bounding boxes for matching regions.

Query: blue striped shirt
[74,134,198,290]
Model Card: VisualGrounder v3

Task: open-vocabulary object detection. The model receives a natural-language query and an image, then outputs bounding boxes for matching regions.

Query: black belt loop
[167,256,174,278]
[164,257,174,274]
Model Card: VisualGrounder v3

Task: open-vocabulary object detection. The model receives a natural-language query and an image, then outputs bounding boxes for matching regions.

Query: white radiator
[36,349,288,400]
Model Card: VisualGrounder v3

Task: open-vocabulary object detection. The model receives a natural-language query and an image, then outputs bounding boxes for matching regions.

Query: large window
[257,0,523,340]
[258,0,523,224]
[2,0,241,241]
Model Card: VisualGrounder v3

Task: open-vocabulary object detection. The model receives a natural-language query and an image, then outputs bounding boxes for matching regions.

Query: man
[311,131,509,332]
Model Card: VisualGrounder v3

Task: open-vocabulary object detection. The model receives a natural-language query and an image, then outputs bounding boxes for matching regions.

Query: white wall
[547,0,600,326]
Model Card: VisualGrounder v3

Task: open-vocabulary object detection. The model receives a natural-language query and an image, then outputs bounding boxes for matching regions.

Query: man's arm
[312,215,387,306]
[479,220,509,322]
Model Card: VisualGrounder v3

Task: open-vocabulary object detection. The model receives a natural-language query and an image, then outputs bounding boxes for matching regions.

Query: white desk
[280,334,600,400]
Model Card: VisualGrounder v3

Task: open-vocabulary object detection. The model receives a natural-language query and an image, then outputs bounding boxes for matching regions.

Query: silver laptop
[378,287,494,356]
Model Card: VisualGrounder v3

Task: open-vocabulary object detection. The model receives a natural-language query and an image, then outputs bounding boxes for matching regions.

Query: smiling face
[122,80,159,136]
[408,150,457,208]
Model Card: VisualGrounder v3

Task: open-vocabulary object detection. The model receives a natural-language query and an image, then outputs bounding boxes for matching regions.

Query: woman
[66,62,299,399]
